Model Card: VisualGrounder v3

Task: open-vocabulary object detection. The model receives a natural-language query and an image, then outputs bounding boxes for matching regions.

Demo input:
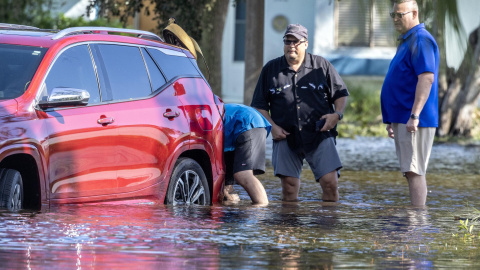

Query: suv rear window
[147,48,200,81]
[0,44,47,99]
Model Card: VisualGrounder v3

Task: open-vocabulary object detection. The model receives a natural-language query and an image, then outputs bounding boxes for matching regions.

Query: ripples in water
[0,137,478,269]
[1,167,478,269]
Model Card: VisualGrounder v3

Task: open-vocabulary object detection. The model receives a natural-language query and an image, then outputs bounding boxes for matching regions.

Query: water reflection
[0,203,222,269]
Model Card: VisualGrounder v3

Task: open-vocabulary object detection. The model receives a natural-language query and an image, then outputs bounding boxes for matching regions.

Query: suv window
[0,44,47,99]
[43,44,100,104]
[141,48,166,92]
[95,44,152,101]
[147,48,200,81]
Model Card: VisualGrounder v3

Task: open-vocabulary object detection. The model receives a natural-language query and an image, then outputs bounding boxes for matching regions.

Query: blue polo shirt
[381,23,439,127]
[223,104,272,152]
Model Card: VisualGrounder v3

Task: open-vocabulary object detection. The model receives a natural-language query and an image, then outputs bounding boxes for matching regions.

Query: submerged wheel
[165,158,210,205]
[0,169,23,211]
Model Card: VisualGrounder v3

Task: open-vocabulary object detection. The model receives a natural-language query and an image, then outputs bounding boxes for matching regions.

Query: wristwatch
[410,113,419,120]
[334,111,343,121]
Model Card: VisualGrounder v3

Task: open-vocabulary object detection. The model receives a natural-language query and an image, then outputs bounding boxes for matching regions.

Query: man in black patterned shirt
[251,24,349,202]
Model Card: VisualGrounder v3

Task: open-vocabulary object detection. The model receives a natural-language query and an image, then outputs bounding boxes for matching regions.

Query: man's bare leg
[405,172,427,206]
[281,176,300,201]
[318,171,339,202]
[234,170,268,205]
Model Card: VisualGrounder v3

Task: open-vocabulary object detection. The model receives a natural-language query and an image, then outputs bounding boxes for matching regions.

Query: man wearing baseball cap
[251,24,349,202]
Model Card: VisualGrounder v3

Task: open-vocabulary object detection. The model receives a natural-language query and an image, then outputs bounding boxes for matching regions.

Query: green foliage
[455,207,480,242]
[0,0,52,25]
[88,0,220,40]
[36,14,123,30]
[338,78,386,138]
[0,0,123,29]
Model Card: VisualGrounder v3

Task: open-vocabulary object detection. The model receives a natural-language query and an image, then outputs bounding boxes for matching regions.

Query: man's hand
[386,124,394,139]
[320,113,340,132]
[271,124,290,140]
[406,118,419,133]
[254,108,289,140]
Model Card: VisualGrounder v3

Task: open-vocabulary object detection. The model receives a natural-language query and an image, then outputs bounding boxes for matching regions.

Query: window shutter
[372,1,396,46]
[336,0,395,47]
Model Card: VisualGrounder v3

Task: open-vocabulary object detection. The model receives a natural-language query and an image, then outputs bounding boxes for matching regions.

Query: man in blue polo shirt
[223,103,271,205]
[381,0,439,206]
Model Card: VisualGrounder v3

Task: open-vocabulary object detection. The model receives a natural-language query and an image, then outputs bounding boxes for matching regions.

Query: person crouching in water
[223,103,271,205]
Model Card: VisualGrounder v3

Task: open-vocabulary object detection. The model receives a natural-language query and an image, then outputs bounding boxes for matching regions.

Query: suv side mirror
[37,87,90,110]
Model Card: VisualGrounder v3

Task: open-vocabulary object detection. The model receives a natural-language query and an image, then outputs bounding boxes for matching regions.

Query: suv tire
[0,169,23,211]
[165,158,210,205]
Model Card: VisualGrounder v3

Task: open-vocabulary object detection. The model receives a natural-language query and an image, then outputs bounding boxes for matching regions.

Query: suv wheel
[0,169,23,211]
[165,158,210,205]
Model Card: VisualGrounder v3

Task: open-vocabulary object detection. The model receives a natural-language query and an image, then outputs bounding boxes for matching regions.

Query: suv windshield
[0,44,47,99]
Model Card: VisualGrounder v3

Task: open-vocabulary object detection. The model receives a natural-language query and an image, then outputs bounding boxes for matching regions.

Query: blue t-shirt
[381,23,439,127]
[223,104,272,152]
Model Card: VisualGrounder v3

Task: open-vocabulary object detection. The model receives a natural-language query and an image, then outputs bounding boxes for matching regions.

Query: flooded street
[1,137,479,269]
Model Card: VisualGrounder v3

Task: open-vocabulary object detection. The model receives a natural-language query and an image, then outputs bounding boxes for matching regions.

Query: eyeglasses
[389,11,413,19]
[283,39,306,46]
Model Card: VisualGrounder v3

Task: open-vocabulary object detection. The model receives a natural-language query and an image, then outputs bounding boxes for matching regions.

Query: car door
[91,44,189,195]
[39,44,120,200]
[147,47,222,174]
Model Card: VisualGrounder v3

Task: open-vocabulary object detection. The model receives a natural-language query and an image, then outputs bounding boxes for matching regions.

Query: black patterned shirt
[251,53,348,152]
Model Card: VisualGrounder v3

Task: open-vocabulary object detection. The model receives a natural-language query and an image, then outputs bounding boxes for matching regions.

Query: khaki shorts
[392,123,435,175]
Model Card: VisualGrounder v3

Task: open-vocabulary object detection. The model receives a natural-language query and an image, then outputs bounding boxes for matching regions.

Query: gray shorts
[392,123,435,175]
[272,137,342,181]
[225,128,267,185]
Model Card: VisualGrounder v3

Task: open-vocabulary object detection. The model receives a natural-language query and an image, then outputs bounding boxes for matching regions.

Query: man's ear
[412,10,418,20]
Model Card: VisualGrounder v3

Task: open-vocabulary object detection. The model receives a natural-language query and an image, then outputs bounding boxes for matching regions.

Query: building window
[234,0,246,61]
[336,0,396,47]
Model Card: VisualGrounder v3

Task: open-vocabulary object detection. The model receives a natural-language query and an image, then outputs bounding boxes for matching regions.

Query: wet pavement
[0,137,479,269]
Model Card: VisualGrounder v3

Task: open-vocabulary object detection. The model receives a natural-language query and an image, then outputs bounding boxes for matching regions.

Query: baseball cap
[283,24,308,40]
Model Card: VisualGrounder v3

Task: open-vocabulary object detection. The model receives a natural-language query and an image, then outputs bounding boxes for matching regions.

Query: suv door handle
[97,116,115,125]
[163,110,179,119]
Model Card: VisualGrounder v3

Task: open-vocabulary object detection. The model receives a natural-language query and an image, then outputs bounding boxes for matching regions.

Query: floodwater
[1,137,479,269]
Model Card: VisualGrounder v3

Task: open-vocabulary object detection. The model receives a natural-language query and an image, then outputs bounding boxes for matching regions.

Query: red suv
[0,23,225,211]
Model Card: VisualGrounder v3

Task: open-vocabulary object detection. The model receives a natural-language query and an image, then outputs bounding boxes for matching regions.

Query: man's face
[283,35,308,63]
[392,2,417,34]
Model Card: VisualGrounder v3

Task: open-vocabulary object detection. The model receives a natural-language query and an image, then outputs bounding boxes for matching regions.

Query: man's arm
[254,108,290,140]
[406,72,434,132]
[320,96,347,132]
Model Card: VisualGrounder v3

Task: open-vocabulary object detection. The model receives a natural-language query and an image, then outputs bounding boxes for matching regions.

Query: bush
[338,78,386,138]
[34,14,123,30]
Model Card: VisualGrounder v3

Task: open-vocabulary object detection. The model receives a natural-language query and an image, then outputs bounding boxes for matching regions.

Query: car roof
[0,30,57,47]
[0,25,191,56]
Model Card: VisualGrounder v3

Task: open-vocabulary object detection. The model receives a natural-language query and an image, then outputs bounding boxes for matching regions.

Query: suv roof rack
[0,23,40,30]
[52,27,163,41]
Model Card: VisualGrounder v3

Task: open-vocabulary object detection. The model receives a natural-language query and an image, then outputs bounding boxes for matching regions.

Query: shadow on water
[0,137,478,269]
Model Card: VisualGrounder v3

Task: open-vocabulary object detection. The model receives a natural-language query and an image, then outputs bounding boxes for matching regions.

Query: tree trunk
[243,0,264,105]
[438,27,480,137]
[199,0,230,98]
